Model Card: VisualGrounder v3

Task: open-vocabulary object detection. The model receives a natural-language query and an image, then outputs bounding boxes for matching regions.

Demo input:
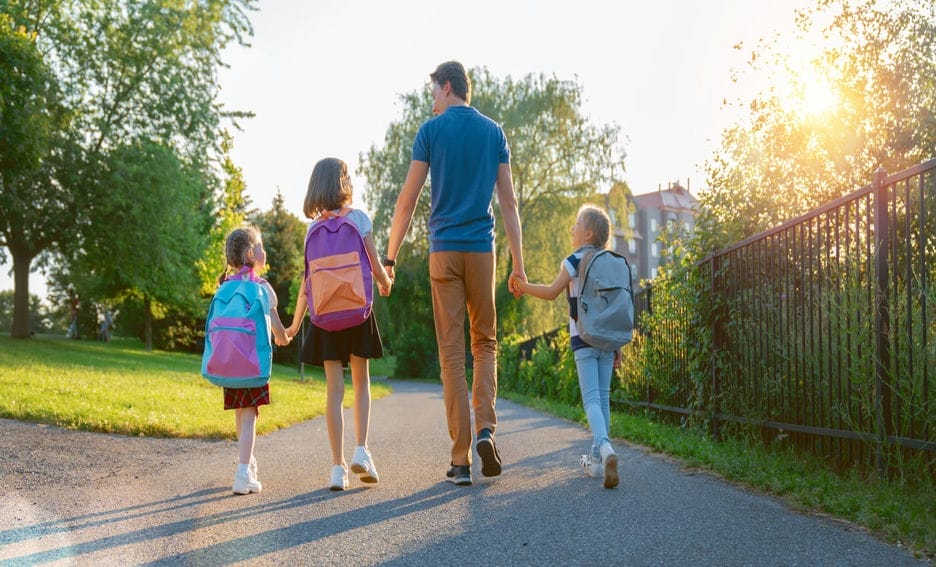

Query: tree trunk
[144,295,153,351]
[11,247,35,339]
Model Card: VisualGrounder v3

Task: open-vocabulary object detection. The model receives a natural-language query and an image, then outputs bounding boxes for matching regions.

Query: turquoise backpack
[201,269,272,388]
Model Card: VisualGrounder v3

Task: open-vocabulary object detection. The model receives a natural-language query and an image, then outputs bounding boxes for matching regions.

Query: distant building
[613,181,698,284]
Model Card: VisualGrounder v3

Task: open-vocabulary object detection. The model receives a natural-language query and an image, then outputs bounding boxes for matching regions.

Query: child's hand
[380,282,392,296]
[612,348,622,370]
[275,333,291,347]
[508,273,525,298]
[376,267,393,297]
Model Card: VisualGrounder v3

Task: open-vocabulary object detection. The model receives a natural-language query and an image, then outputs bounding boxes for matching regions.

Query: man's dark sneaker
[475,428,502,477]
[446,464,472,486]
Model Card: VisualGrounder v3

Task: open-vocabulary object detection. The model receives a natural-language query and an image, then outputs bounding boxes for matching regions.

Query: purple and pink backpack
[304,208,373,332]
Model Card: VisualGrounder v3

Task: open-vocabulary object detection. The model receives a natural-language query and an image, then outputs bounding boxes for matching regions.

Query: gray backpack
[574,248,634,350]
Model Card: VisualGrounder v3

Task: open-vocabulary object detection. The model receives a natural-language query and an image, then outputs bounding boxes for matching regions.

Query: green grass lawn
[0,334,392,439]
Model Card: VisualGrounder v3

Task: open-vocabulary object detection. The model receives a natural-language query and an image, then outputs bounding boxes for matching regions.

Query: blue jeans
[573,346,614,457]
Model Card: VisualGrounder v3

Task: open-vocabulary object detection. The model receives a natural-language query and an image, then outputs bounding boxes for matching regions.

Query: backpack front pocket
[309,251,367,315]
[206,317,260,378]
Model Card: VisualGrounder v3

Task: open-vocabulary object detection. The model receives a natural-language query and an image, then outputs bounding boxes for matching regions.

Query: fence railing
[620,159,935,472]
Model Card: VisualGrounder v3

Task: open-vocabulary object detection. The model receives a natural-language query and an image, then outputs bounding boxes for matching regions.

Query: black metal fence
[620,159,936,471]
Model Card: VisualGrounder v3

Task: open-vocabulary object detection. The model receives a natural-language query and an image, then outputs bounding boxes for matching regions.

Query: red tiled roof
[633,186,698,212]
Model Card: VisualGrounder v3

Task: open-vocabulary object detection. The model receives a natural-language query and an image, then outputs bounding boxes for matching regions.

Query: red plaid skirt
[223,384,270,411]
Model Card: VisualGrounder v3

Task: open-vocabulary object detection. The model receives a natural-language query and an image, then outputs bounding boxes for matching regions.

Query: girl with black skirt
[286,157,393,491]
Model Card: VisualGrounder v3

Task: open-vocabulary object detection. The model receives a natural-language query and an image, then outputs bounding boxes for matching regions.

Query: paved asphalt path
[0,379,927,566]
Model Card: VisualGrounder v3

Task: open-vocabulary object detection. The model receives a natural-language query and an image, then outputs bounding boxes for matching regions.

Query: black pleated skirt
[300,311,384,366]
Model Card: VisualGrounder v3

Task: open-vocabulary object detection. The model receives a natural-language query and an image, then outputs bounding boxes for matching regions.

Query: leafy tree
[197,131,253,296]
[604,181,636,241]
[0,0,255,338]
[701,0,936,249]
[70,140,207,350]
[359,69,629,364]
[0,9,73,338]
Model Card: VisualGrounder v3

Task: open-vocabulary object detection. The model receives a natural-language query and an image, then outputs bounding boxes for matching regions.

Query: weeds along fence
[618,159,936,475]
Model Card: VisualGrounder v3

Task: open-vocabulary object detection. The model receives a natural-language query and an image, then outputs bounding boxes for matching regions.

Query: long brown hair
[304,157,352,219]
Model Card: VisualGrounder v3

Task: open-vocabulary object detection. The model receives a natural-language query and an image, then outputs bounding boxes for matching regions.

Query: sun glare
[797,70,837,117]
[779,33,840,119]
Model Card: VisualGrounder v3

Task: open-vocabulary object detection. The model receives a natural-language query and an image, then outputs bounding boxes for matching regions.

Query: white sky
[2,0,814,298]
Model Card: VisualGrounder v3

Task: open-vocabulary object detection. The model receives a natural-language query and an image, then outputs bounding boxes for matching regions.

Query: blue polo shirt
[412,105,510,253]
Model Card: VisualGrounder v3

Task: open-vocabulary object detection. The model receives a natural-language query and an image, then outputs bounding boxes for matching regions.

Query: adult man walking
[385,61,526,486]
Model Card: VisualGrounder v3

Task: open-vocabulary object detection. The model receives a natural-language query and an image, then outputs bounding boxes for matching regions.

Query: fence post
[872,166,891,477]
[296,318,305,381]
[710,255,724,442]
[645,284,653,409]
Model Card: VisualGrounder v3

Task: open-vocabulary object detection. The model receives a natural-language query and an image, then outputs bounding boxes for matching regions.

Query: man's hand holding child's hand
[508,273,525,298]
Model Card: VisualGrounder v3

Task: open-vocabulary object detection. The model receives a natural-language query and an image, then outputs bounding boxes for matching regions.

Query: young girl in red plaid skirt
[220,225,290,494]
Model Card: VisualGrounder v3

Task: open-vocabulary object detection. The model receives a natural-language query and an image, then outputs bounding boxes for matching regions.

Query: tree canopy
[197,131,253,296]
[0,9,73,338]
[70,140,207,349]
[700,0,936,250]
[0,0,256,338]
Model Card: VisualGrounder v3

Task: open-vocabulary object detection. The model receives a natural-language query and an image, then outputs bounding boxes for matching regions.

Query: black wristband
[382,257,396,267]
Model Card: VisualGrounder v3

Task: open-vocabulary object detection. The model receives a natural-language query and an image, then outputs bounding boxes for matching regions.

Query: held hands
[274,332,292,347]
[378,265,395,297]
[508,272,526,298]
[279,323,300,346]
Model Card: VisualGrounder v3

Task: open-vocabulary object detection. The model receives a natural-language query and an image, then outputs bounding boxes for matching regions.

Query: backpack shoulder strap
[579,249,601,287]
[566,248,596,304]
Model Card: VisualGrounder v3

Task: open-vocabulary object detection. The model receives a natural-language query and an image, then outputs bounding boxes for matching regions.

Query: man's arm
[385,160,429,279]
[495,162,526,295]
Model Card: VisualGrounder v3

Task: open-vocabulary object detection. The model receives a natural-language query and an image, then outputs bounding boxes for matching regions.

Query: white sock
[237,463,249,476]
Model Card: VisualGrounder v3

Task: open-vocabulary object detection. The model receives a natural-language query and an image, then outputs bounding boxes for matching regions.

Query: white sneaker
[579,454,602,478]
[350,446,379,483]
[330,464,349,491]
[232,470,262,495]
[600,442,619,489]
[249,456,257,478]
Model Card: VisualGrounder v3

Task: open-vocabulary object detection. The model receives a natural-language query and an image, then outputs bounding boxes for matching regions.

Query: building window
[650,218,657,232]
[652,242,659,258]
[628,213,636,229]
[666,214,677,230]
[629,239,636,254]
